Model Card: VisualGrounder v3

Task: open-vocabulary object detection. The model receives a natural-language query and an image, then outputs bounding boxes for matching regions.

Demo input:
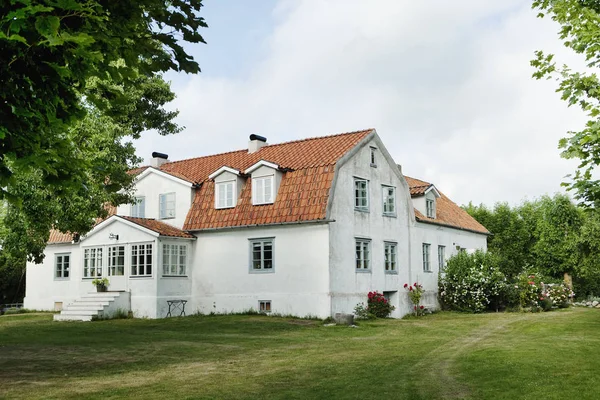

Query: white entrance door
[107,245,127,291]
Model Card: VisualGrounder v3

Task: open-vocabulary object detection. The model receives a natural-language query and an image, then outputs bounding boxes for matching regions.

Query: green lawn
[1,308,599,400]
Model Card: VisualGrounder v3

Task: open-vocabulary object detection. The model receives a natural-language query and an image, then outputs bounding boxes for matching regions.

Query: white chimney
[151,151,169,168]
[248,134,267,153]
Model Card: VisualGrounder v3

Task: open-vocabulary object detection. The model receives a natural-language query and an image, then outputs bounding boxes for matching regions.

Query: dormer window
[245,160,281,206]
[216,181,236,209]
[253,175,274,205]
[426,198,435,218]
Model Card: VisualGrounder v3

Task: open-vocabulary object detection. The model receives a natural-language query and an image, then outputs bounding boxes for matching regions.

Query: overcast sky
[135,0,588,207]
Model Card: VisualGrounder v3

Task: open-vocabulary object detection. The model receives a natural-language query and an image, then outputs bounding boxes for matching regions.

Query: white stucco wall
[116,170,194,229]
[190,223,331,318]
[328,135,415,318]
[411,222,488,307]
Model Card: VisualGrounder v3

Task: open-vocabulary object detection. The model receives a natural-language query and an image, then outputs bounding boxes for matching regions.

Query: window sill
[159,217,176,220]
[383,213,397,218]
[215,206,235,210]
[423,270,433,274]
[370,163,377,168]
[54,278,70,281]
[130,275,154,279]
[162,275,188,278]
[249,269,275,274]
[252,202,274,206]
[354,208,370,213]
[385,270,399,275]
[355,269,372,273]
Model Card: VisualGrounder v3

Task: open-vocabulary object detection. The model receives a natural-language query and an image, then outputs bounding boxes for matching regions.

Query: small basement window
[259,300,271,313]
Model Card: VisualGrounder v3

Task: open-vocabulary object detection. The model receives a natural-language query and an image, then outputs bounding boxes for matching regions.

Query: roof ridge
[159,128,375,167]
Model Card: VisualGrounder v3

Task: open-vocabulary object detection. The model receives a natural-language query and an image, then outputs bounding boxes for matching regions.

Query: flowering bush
[439,251,504,313]
[354,291,395,319]
[404,282,425,316]
[542,283,574,308]
[516,273,542,310]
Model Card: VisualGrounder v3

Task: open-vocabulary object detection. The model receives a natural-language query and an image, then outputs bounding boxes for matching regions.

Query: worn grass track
[1,308,599,399]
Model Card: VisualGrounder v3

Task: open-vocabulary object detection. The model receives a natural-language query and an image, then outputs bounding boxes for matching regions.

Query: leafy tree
[531,194,583,277]
[463,202,532,277]
[532,0,600,207]
[0,1,206,259]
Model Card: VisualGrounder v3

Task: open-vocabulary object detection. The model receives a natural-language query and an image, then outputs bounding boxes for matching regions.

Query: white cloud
[135,0,588,206]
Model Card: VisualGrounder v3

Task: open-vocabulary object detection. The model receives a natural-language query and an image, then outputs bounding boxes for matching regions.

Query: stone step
[53,314,93,322]
[63,303,106,311]
[60,309,101,316]
[68,300,111,307]
[77,297,117,303]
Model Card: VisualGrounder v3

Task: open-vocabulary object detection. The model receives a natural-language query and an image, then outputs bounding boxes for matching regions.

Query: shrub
[516,273,542,310]
[354,292,395,319]
[439,251,505,313]
[404,282,425,316]
[367,291,395,318]
[543,283,574,308]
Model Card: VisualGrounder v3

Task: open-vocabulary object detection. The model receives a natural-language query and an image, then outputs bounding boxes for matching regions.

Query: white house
[24,129,489,320]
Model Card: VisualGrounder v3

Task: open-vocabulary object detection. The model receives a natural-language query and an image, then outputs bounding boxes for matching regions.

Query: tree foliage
[0,1,206,261]
[465,194,600,297]
[532,0,600,207]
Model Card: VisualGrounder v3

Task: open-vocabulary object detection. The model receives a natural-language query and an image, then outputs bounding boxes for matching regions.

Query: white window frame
[249,238,274,272]
[354,178,369,212]
[382,185,396,216]
[162,243,188,276]
[159,192,176,219]
[131,243,153,277]
[83,247,103,278]
[384,242,397,273]
[55,253,70,279]
[438,245,446,272]
[355,238,371,271]
[131,196,145,218]
[259,300,271,313]
[108,245,125,276]
[252,175,275,205]
[216,180,236,209]
[426,198,435,218]
[423,243,431,272]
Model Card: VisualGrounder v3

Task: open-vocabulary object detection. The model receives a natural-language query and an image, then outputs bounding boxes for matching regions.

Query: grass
[1,309,599,399]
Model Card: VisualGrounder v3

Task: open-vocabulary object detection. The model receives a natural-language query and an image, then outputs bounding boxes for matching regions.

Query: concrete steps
[53,292,128,322]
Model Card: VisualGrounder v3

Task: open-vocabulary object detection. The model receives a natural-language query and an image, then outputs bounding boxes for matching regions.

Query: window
[426,198,435,218]
[382,186,396,215]
[55,253,70,279]
[159,192,176,219]
[354,178,369,211]
[252,176,274,205]
[250,238,274,271]
[259,300,271,313]
[370,147,377,167]
[216,181,236,209]
[384,242,397,273]
[163,243,187,276]
[355,239,371,271]
[108,246,125,276]
[83,248,103,278]
[423,243,431,272]
[438,245,446,272]
[131,243,153,276]
[131,196,145,218]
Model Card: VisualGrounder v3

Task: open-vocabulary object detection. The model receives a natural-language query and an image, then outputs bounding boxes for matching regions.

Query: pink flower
[414,282,418,287]
[420,305,424,309]
[409,286,413,291]
[404,283,408,288]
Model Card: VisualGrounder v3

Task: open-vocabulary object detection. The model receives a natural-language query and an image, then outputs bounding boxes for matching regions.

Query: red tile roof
[48,205,118,244]
[120,216,195,238]
[404,175,489,235]
[159,129,374,230]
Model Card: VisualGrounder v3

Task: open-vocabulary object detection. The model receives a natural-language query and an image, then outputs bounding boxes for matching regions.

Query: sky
[134,0,589,207]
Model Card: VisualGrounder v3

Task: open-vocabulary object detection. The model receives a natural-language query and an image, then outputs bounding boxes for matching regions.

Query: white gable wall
[116,170,194,229]
[328,134,415,318]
